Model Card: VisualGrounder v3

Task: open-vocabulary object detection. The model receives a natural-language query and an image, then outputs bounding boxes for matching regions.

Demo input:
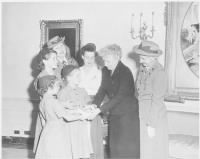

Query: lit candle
[152,12,154,28]
[131,13,134,32]
[140,13,143,30]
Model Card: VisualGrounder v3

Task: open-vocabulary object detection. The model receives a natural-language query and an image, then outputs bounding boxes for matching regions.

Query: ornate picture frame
[40,19,83,58]
[165,2,199,100]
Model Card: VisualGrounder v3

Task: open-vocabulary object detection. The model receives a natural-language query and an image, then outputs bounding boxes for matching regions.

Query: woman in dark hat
[133,40,168,159]
[45,36,78,78]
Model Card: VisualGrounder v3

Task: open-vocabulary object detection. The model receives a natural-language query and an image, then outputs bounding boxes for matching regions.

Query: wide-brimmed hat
[132,40,162,57]
[47,36,65,49]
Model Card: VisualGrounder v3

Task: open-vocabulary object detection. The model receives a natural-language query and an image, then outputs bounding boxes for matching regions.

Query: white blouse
[79,66,102,96]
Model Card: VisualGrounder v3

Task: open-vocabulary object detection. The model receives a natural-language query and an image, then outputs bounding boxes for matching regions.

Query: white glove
[84,104,97,112]
[147,126,155,138]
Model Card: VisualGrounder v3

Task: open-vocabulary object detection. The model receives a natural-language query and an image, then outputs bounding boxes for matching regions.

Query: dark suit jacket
[94,61,138,116]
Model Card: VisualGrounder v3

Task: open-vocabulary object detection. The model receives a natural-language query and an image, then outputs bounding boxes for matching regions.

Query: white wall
[2,2,198,137]
[2,2,166,99]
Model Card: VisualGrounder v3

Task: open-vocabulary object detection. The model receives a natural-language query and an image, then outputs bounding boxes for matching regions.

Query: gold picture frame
[40,19,83,58]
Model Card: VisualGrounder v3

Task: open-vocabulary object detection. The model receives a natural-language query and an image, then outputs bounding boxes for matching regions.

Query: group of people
[33,35,169,159]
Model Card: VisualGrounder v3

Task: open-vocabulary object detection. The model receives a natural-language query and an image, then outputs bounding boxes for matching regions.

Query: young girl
[57,65,97,159]
[35,75,85,159]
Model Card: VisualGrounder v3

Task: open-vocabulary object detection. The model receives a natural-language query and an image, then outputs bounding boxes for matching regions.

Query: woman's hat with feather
[46,36,65,49]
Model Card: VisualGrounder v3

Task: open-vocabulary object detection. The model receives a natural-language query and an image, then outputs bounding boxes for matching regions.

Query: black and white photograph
[1,1,199,159]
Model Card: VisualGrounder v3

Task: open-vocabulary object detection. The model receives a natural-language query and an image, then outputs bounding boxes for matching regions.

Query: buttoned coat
[135,61,168,127]
[94,61,140,159]
[135,61,168,159]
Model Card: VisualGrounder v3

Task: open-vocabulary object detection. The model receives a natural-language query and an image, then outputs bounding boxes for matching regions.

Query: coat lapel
[111,61,121,79]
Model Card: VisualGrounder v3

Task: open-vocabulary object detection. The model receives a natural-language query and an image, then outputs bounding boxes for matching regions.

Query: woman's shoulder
[153,62,165,72]
[119,62,133,76]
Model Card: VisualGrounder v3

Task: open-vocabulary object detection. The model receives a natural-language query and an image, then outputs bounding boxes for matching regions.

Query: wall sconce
[130,12,155,40]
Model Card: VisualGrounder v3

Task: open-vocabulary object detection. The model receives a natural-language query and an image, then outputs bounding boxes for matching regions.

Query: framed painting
[40,19,83,58]
[165,2,199,100]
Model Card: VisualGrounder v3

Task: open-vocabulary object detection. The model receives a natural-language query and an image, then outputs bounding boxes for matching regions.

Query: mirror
[165,2,199,100]
[180,2,199,77]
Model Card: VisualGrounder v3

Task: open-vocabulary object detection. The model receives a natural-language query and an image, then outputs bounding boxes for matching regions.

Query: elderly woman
[92,44,140,159]
[133,40,168,159]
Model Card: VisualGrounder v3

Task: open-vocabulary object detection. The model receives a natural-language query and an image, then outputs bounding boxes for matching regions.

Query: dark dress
[93,61,140,159]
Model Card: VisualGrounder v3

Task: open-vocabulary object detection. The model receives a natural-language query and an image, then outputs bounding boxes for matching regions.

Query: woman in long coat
[133,40,168,159]
[93,44,140,159]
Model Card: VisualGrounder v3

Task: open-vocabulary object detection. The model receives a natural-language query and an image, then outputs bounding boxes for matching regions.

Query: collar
[140,60,163,72]
[111,61,121,77]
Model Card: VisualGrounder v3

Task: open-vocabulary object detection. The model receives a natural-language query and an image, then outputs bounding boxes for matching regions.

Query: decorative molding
[78,19,83,48]
[40,20,47,48]
[164,2,168,26]
[165,2,199,100]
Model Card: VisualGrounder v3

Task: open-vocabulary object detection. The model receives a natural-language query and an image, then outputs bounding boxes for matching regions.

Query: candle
[140,13,143,30]
[152,12,154,28]
[131,13,134,32]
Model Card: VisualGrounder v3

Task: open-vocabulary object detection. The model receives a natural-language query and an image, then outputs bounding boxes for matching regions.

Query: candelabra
[130,12,155,40]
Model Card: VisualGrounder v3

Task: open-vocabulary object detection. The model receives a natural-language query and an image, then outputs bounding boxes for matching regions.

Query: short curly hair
[80,43,97,56]
[77,43,97,66]
[36,75,57,96]
[99,44,122,58]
